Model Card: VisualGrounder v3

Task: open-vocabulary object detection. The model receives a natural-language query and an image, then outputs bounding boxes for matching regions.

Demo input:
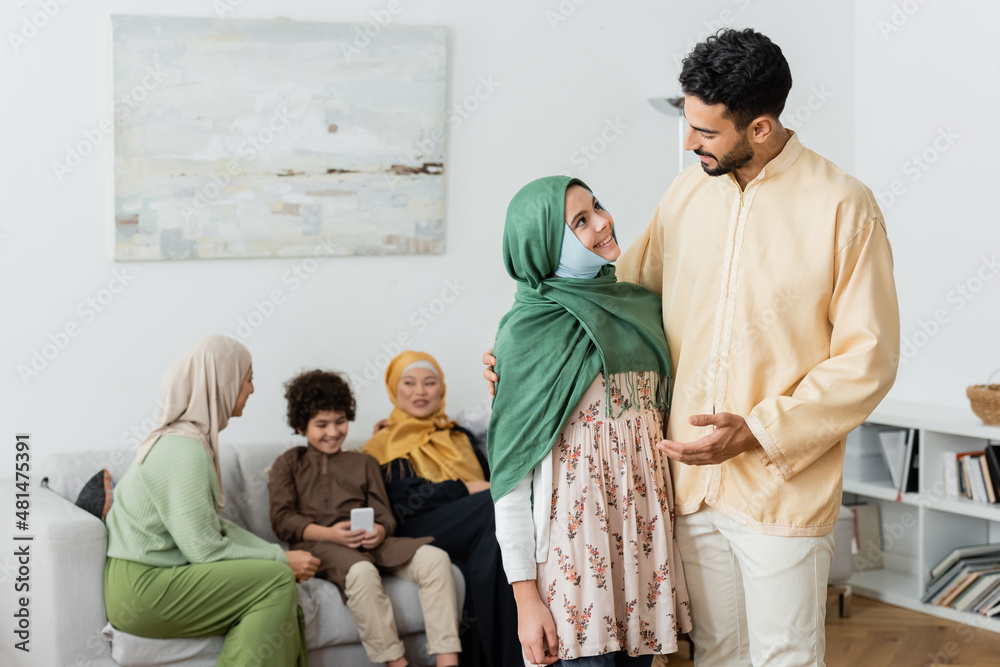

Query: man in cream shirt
[615,28,900,666]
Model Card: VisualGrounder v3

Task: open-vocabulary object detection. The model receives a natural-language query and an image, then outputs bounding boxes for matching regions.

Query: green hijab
[487,175,672,503]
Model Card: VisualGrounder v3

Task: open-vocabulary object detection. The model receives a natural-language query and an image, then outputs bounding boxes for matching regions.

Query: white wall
[854,0,1000,409]
[1,0,856,471]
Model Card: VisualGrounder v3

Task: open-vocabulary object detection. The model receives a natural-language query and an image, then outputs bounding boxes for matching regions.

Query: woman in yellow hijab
[365,351,486,485]
[363,351,517,667]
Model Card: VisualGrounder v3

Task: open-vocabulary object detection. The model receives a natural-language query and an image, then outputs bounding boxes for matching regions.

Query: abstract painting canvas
[112,15,447,261]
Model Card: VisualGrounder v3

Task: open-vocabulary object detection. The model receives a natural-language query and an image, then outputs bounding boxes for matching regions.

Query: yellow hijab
[363,351,485,483]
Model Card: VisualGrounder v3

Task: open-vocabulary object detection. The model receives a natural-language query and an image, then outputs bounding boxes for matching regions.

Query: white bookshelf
[842,399,1000,633]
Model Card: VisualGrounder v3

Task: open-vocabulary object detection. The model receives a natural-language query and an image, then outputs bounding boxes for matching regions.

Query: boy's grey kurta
[268,447,432,599]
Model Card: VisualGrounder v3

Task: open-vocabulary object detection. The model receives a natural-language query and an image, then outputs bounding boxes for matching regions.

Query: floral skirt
[535,371,692,661]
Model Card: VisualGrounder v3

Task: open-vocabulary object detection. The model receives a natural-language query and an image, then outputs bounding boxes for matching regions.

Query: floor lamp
[648,96,686,174]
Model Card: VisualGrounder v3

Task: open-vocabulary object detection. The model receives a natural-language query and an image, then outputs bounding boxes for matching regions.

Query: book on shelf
[946,450,998,504]
[943,451,960,498]
[924,560,1000,606]
[902,429,920,494]
[959,453,977,499]
[965,453,989,503]
[928,543,1000,584]
[984,443,1000,501]
[844,426,893,484]
[955,572,1000,613]
[979,456,997,504]
[848,503,882,571]
[984,592,1000,617]
[877,428,908,491]
[947,569,1000,609]
[958,455,969,498]
[976,581,1000,616]
[938,569,990,607]
[924,559,986,604]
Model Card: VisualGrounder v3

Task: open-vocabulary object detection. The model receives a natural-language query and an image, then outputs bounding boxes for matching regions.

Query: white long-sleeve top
[493,449,554,582]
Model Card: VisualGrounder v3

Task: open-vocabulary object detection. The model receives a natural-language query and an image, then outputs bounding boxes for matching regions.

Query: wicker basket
[968,375,1000,425]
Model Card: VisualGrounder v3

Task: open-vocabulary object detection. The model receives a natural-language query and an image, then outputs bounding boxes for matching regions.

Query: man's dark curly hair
[679,28,792,131]
[284,370,356,434]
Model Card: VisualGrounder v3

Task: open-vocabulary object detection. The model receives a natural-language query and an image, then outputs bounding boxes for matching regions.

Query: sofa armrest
[9,486,116,666]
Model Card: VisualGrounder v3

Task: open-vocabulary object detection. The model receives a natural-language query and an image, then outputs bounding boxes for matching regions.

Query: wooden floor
[658,595,1000,666]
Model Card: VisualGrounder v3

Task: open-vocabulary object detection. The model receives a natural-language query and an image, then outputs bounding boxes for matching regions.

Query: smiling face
[564,184,620,262]
[682,94,755,177]
[396,367,442,419]
[231,366,254,417]
[301,409,350,455]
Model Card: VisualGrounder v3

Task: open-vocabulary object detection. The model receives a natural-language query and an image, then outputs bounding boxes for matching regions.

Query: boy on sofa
[268,369,461,667]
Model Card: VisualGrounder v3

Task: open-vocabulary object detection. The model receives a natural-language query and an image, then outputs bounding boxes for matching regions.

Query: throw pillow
[76,469,114,520]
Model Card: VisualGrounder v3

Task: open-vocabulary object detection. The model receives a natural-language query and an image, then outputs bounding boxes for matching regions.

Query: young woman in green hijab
[488,176,692,666]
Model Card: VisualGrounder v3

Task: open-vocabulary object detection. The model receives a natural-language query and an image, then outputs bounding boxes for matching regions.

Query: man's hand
[372,419,389,435]
[657,412,760,465]
[482,348,497,396]
[285,550,320,583]
[328,521,367,549]
[360,523,386,549]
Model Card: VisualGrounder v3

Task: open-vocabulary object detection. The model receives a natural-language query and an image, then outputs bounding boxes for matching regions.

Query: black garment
[381,430,521,667]
[384,457,471,521]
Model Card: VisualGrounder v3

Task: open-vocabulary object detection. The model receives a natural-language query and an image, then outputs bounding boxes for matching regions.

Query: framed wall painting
[112,15,447,260]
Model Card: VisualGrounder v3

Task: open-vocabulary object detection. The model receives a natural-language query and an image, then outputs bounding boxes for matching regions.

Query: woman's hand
[465,480,491,494]
[285,550,320,583]
[360,523,386,549]
[511,580,559,665]
[328,521,367,549]
[482,348,498,396]
[372,419,389,435]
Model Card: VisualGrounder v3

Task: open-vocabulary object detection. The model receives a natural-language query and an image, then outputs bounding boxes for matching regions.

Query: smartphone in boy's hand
[350,507,375,533]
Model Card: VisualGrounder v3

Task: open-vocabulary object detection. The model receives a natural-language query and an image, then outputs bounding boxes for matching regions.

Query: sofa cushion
[104,623,221,667]
[299,565,465,648]
[218,441,298,543]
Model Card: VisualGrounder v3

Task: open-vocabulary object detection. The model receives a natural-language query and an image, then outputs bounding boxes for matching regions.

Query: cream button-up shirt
[617,132,900,537]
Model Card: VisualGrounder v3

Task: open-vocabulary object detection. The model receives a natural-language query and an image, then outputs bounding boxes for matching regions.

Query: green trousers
[104,557,308,667]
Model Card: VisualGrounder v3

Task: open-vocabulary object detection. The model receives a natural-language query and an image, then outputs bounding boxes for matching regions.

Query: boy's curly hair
[284,370,356,434]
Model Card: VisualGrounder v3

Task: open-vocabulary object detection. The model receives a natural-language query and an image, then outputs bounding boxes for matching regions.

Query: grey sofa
[11,441,466,667]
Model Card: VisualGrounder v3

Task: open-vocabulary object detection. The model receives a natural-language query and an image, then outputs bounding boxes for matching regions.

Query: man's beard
[695,134,754,176]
